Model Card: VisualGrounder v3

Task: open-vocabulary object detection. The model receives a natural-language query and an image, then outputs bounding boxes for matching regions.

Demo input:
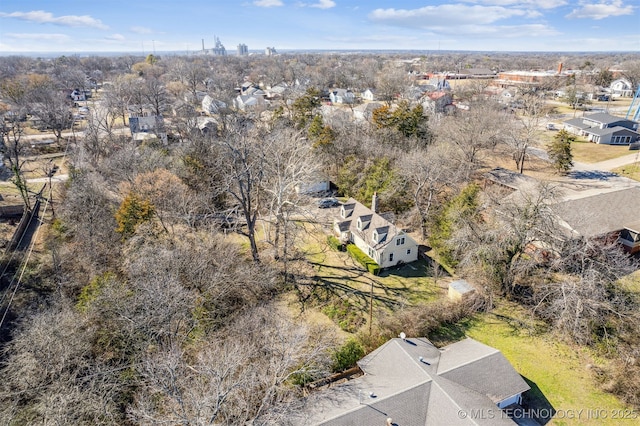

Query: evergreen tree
[548,129,574,174]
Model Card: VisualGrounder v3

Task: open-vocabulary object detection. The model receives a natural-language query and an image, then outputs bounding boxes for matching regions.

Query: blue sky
[0,0,638,53]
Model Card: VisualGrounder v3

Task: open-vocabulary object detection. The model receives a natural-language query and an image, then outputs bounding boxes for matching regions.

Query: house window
[357,218,362,230]
[389,253,394,262]
[396,237,405,246]
[407,249,411,255]
[373,232,378,243]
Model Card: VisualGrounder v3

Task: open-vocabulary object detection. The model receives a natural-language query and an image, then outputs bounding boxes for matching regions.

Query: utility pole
[369,279,374,335]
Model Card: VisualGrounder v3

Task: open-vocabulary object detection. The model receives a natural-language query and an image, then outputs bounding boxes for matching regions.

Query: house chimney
[386,418,393,426]
[371,192,378,213]
[557,62,563,74]
[202,39,205,51]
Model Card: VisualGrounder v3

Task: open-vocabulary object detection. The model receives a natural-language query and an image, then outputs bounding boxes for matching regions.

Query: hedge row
[327,235,344,251]
[346,244,381,275]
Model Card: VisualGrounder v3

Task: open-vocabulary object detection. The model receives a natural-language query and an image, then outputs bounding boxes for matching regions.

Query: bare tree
[436,101,508,178]
[401,143,457,238]
[214,119,265,262]
[505,93,547,174]
[262,127,317,263]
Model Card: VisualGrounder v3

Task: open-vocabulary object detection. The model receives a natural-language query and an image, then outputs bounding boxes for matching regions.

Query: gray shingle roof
[336,198,408,253]
[299,338,529,425]
[551,187,640,238]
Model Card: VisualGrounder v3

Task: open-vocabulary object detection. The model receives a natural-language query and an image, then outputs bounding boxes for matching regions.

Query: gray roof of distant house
[584,126,639,137]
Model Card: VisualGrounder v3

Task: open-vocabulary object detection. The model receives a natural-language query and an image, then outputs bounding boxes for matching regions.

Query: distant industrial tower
[265,46,277,56]
[237,43,248,56]
[212,36,226,55]
[201,37,227,56]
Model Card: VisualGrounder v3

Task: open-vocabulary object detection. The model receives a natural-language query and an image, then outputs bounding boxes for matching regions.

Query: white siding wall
[497,394,521,409]
[379,236,419,268]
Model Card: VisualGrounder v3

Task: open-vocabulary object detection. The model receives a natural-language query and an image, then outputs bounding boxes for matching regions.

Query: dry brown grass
[570,140,631,163]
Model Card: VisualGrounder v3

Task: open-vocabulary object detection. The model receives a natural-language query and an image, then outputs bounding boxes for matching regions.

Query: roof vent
[399,332,406,340]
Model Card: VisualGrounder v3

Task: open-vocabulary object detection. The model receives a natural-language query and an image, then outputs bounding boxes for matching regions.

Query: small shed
[448,279,476,301]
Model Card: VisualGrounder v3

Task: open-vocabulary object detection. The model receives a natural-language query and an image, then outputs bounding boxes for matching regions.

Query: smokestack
[202,39,205,51]
[557,62,563,74]
[371,192,378,213]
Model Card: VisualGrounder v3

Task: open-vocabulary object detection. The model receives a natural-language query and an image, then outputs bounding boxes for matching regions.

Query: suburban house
[129,113,167,144]
[563,112,639,145]
[297,337,531,425]
[233,94,267,111]
[352,102,382,122]
[329,89,355,105]
[486,168,640,253]
[361,88,376,101]
[201,95,228,115]
[334,196,418,269]
[610,78,634,97]
[421,91,454,114]
[550,186,640,246]
[619,221,640,254]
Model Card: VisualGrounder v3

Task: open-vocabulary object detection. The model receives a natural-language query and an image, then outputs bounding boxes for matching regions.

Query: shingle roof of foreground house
[296,337,530,425]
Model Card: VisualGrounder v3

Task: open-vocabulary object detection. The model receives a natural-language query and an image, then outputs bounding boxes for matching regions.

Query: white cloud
[369,5,532,27]
[5,32,70,42]
[131,26,153,34]
[0,10,108,29]
[566,0,634,20]
[461,0,567,8]
[106,34,126,41]
[310,0,336,9]
[253,0,284,7]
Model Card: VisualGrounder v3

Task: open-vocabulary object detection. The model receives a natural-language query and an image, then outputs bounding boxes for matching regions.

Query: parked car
[318,197,340,208]
[546,123,556,131]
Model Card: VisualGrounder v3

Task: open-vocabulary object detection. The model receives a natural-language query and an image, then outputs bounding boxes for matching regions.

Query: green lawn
[447,303,634,425]
[304,237,442,309]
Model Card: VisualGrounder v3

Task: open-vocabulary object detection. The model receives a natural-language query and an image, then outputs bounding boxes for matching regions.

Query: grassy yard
[612,163,640,182]
[304,236,443,309]
[570,140,631,163]
[434,302,634,426]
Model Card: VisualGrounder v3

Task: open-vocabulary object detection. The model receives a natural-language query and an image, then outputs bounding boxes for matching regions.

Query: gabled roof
[299,337,529,425]
[584,126,639,137]
[551,187,640,238]
[336,198,407,252]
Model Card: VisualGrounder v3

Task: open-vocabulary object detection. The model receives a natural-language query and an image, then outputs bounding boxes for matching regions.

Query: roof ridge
[436,346,500,376]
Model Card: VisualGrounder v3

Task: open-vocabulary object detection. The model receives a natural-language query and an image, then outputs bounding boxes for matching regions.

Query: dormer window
[373,231,379,243]
[357,214,372,231]
[341,203,355,219]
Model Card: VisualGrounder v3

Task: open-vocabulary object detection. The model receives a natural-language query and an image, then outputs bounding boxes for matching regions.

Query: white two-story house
[334,196,418,269]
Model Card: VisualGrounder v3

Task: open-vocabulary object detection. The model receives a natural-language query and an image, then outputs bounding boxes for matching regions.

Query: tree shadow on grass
[427,317,476,347]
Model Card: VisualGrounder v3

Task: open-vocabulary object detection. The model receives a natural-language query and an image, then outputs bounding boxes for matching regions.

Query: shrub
[322,298,365,333]
[346,244,380,275]
[327,235,343,251]
[331,338,365,372]
[115,192,155,238]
